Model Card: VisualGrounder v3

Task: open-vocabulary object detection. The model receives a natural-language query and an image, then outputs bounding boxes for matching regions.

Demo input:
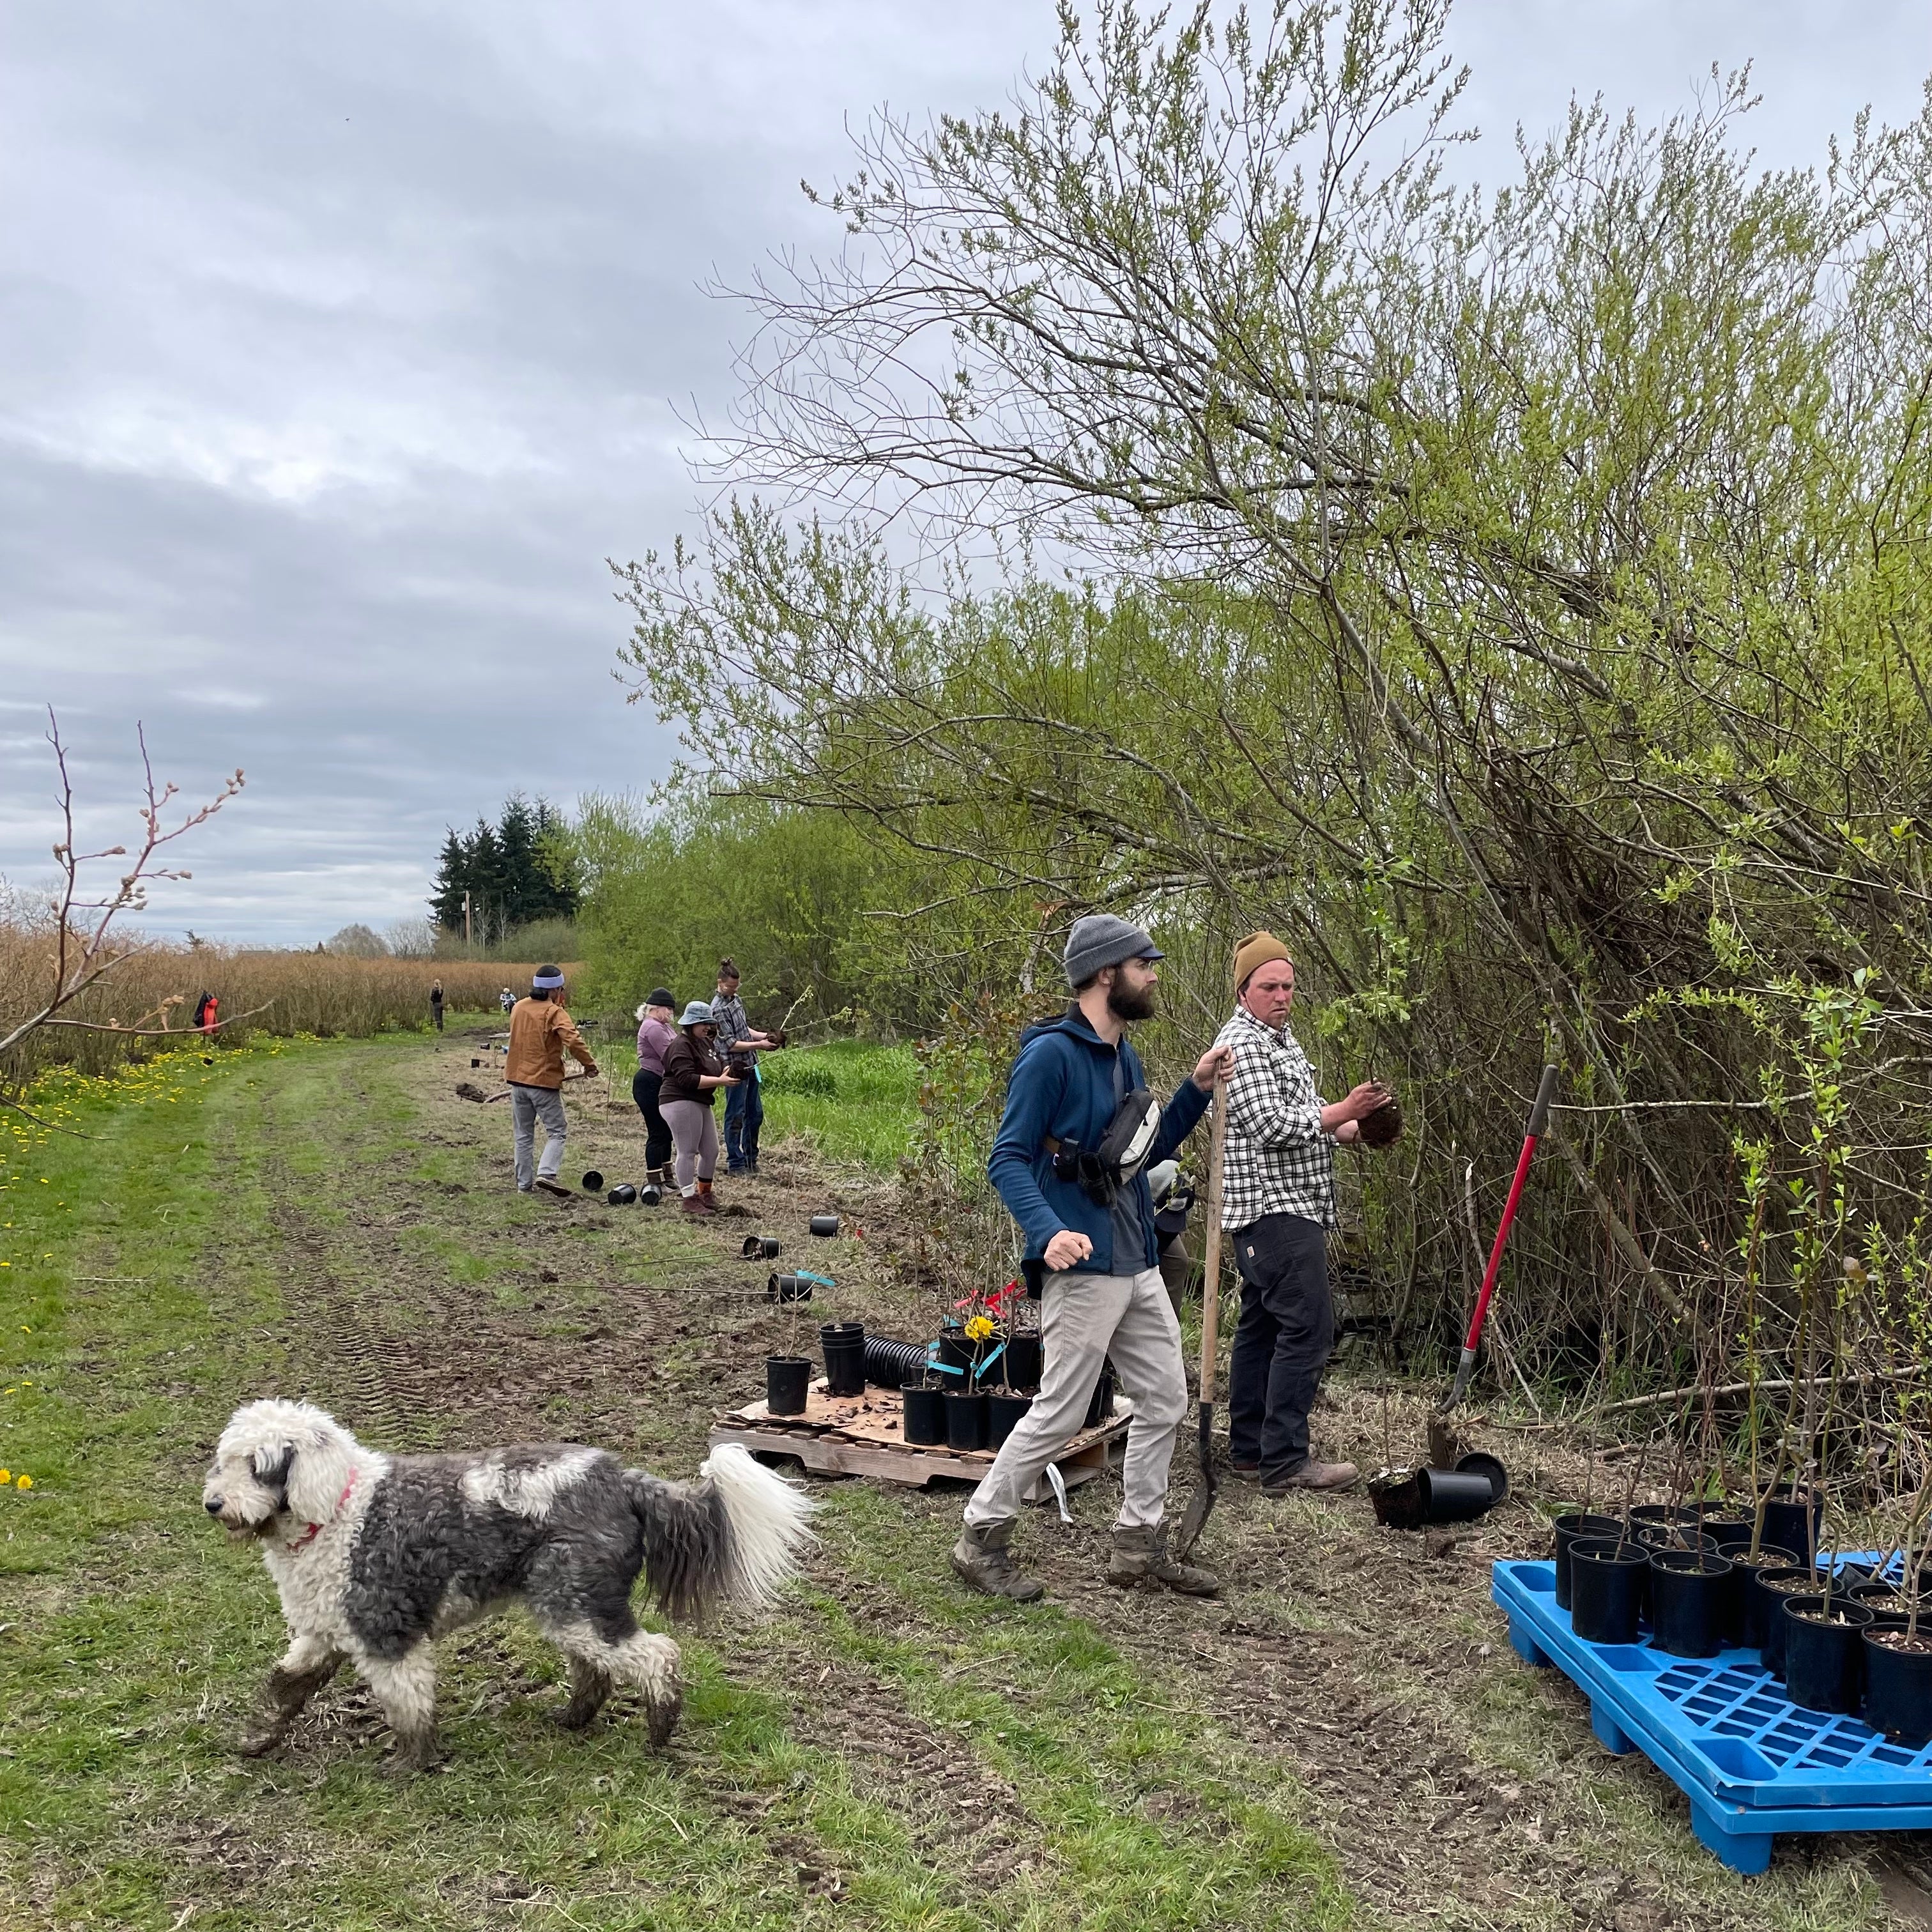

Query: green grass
[0,1035,1340,1931]
[591,1038,922,1172]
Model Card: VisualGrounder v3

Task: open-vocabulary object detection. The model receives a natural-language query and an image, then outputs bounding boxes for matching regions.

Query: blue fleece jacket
[987,1005,1213,1273]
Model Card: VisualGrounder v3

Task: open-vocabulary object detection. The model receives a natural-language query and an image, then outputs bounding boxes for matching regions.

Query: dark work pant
[632,1068,673,1172]
[724,1075,763,1170]
[431,1003,443,1031]
[1227,1213,1334,1479]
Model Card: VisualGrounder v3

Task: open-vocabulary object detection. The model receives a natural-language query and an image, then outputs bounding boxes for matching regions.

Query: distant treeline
[430,795,578,944]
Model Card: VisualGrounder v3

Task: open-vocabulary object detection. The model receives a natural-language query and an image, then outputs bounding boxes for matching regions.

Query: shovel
[1435,1063,1559,1439]
[1172,1075,1230,1561]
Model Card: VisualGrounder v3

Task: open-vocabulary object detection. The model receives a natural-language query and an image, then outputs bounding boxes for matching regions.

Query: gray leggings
[659,1098,718,1188]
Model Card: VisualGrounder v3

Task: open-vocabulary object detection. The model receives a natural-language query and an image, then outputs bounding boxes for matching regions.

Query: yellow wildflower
[16,1475,29,1490]
[963,1314,995,1341]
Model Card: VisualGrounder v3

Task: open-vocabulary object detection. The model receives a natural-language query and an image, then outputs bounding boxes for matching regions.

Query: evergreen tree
[427,797,579,938]
[429,829,469,930]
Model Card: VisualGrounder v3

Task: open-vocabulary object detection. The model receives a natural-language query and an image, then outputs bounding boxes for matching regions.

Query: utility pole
[463,891,471,949]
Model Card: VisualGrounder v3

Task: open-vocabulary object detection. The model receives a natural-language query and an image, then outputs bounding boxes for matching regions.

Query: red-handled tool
[1443,1064,1560,1412]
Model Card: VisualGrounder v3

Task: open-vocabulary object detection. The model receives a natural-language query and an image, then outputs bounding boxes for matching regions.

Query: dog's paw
[386,1734,445,1776]
[644,1687,684,1750]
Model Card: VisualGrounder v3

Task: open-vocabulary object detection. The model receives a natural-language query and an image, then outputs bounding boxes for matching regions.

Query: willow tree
[619,0,1932,1416]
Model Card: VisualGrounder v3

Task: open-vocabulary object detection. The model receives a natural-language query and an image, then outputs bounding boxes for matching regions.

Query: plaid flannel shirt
[711,990,749,1056]
[1215,1003,1336,1230]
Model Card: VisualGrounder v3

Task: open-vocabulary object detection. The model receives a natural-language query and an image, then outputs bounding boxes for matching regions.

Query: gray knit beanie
[1064,913,1163,988]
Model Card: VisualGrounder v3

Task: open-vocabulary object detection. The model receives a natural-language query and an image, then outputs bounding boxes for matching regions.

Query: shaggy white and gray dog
[204,1399,815,1769]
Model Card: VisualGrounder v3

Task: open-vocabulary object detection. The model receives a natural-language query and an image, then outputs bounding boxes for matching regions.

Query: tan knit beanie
[1232,930,1292,995]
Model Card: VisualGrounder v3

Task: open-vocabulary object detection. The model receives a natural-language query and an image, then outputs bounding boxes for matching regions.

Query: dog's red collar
[285,1469,358,1552]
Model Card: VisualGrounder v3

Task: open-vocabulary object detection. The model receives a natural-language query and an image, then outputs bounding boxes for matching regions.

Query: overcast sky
[3,2,1926,946]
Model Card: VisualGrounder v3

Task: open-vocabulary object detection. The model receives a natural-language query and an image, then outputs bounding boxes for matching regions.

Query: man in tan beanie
[1213,932,1386,1492]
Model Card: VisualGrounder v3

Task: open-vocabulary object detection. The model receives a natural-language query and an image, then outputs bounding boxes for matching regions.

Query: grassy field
[587,1036,923,1172]
[0,1034,1913,1930]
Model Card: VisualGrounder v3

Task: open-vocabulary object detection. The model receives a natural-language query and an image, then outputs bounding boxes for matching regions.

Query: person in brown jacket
[505,966,599,1197]
[659,999,740,1214]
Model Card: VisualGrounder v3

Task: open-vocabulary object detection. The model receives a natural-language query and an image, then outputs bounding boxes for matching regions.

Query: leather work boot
[951,1519,1045,1602]
[1261,1459,1360,1495]
[696,1179,718,1213]
[680,1191,707,1216]
[1107,1525,1220,1596]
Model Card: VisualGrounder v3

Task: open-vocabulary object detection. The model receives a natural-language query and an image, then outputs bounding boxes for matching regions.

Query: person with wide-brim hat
[658,1000,742,1214]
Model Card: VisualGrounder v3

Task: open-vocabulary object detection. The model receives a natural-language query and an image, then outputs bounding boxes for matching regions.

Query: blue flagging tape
[923,1346,964,1377]
[1492,1554,1932,1876]
[972,1340,1008,1381]
[795,1269,835,1287]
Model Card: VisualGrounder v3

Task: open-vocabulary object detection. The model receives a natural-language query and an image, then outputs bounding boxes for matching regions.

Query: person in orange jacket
[505,966,599,1197]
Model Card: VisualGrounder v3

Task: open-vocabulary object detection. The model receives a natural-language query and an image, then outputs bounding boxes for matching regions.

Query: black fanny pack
[1047,1084,1161,1208]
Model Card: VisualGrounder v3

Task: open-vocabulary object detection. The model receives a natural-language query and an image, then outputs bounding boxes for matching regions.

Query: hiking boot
[1107,1524,1220,1596]
[679,1192,709,1216]
[1260,1459,1359,1495]
[1228,1462,1261,1483]
[696,1179,719,1213]
[533,1174,573,1200]
[950,1519,1045,1602]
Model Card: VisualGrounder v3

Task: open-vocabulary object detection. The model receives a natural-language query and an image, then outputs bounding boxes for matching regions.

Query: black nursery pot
[1754,1568,1819,1679]
[606,1183,638,1205]
[1717,1544,1798,1650]
[944,1389,988,1451]
[1630,1503,1699,1528]
[1569,1538,1648,1645]
[1416,1468,1497,1524]
[1782,1596,1874,1715]
[765,1354,811,1415]
[986,1390,1034,1448]
[820,1322,868,1398]
[581,1170,605,1193]
[809,1213,840,1238]
[1005,1332,1043,1392]
[767,1273,813,1303]
[935,1326,973,1378]
[1648,1549,1731,1659]
[742,1234,780,1260]
[1759,1491,1823,1562]
[1553,1514,1621,1612]
[1455,1452,1509,1505]
[640,1183,663,1206]
[1864,1625,1932,1745]
[1634,1523,1721,1557]
[901,1383,946,1446]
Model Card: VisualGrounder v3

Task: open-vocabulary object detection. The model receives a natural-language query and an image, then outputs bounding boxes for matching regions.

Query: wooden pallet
[709,1383,1133,1492]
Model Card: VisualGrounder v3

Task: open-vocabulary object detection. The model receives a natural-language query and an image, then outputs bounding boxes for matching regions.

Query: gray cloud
[2,1,1924,942]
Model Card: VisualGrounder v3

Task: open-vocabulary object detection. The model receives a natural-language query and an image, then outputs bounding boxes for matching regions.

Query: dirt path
[176,1036,1932,1928]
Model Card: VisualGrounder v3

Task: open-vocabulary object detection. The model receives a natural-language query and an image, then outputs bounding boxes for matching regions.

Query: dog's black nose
[205,1496,224,1514]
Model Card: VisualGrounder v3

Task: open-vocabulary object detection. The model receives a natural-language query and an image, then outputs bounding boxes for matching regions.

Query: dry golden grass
[0,921,576,1084]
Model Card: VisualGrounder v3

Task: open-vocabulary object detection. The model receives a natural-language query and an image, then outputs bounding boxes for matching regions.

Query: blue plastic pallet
[1492,1557,1932,1873]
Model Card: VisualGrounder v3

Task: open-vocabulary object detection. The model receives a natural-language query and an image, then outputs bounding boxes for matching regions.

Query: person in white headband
[503,965,599,1197]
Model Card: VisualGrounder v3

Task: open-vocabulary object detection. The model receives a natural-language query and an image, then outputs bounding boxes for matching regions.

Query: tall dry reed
[0,923,578,1085]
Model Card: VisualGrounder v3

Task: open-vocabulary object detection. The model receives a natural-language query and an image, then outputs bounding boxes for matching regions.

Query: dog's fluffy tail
[625,1444,816,1621]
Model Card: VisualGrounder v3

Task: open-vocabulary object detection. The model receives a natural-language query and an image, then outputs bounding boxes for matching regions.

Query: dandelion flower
[16,1475,30,1490]
[0,1469,9,1483]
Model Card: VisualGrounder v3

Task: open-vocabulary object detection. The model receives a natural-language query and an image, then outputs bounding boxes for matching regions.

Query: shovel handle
[1459,1064,1560,1361]
[1199,1077,1230,1404]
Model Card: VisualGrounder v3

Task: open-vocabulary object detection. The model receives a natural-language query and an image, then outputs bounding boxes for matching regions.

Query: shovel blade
[1172,1400,1218,1560]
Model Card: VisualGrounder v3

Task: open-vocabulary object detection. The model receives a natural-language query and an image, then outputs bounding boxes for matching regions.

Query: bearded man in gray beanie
[953,913,1234,1601]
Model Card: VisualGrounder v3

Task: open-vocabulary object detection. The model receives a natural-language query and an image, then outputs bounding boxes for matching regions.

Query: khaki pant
[963,1266,1188,1531]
